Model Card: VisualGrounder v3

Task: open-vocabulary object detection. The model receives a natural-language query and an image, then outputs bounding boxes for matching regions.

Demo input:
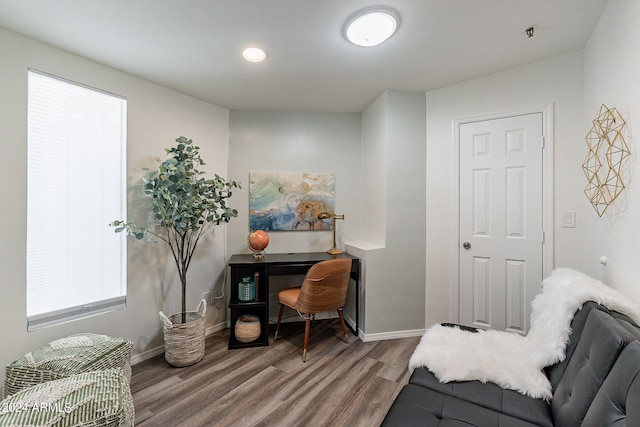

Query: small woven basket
[159,299,207,367]
[235,314,261,343]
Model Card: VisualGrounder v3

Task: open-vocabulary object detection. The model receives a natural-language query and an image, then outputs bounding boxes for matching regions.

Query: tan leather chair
[274,258,352,361]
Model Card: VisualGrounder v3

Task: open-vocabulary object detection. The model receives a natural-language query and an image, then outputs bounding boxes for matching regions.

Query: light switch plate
[561,211,576,228]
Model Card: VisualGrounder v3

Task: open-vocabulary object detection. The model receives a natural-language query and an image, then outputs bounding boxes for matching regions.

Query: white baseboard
[130,320,423,365]
[344,313,356,331]
[129,321,228,365]
[359,328,425,342]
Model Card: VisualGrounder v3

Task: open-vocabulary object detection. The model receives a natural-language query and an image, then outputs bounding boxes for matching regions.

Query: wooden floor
[130,319,420,427]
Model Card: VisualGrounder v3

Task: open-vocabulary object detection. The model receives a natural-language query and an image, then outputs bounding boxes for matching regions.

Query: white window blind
[27,69,127,331]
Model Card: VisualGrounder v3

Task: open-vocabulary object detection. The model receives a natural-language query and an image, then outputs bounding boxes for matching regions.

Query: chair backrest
[294,258,352,315]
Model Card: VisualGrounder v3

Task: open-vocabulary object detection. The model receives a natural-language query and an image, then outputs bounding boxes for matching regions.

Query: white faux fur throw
[409,268,640,400]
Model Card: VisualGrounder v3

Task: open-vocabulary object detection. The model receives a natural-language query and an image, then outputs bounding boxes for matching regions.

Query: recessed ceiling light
[242,47,267,63]
[345,7,399,47]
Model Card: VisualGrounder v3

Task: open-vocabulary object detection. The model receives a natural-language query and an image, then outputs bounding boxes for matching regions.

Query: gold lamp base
[318,212,345,255]
[327,247,343,255]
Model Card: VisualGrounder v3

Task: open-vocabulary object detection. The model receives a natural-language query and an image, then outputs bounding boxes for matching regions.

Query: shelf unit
[227,252,360,350]
[228,262,269,349]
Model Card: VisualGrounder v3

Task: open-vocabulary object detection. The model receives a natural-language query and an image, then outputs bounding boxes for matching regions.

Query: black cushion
[581,341,640,426]
[409,368,553,427]
[381,384,544,427]
[551,309,637,427]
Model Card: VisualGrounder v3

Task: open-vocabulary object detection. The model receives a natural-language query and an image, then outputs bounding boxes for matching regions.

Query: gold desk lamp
[318,212,345,255]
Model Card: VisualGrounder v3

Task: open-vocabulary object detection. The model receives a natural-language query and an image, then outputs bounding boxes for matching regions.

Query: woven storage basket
[234,314,261,343]
[159,299,206,367]
[4,333,133,398]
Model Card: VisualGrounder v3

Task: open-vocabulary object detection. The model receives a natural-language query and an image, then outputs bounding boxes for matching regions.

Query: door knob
[462,242,471,250]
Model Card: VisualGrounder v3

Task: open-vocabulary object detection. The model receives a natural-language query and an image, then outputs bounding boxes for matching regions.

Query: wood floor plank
[191,366,292,427]
[138,348,291,424]
[132,375,184,403]
[131,319,419,426]
[286,358,383,426]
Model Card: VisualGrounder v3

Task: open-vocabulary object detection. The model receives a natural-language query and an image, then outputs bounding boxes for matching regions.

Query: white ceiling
[0,0,609,112]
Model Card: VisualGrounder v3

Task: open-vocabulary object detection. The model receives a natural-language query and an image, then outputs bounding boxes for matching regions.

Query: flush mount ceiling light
[345,7,399,47]
[242,47,267,63]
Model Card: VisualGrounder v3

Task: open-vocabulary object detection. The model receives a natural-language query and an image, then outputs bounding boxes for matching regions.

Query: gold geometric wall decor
[582,104,631,217]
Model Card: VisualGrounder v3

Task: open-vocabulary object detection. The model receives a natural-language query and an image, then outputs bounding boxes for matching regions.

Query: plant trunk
[180,270,187,324]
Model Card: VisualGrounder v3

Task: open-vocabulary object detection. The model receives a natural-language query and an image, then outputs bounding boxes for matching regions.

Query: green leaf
[111,136,240,315]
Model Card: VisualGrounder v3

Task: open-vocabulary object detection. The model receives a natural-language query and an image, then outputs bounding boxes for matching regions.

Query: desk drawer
[268,263,314,276]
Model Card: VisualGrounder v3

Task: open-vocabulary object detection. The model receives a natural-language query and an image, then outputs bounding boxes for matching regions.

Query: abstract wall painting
[249,172,335,231]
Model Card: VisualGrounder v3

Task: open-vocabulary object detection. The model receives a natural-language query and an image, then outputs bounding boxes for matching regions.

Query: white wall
[361,94,388,246]
[5,2,640,387]
[226,110,362,323]
[424,52,585,326]
[226,110,363,254]
[582,0,640,305]
[226,94,426,339]
[355,90,427,337]
[0,27,232,385]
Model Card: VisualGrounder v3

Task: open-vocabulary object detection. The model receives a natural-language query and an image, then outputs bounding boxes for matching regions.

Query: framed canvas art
[249,172,335,231]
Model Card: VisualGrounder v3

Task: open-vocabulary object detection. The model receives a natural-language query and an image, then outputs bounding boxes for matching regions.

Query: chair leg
[274,304,285,341]
[303,315,311,362]
[337,308,349,343]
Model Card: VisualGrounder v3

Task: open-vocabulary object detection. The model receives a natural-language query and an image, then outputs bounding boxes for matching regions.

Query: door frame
[451,103,554,323]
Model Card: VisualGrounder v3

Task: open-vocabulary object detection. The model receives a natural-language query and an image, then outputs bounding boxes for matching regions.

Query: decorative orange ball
[248,230,269,252]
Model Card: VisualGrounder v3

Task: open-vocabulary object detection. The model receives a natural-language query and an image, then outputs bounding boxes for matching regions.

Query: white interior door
[459,113,544,334]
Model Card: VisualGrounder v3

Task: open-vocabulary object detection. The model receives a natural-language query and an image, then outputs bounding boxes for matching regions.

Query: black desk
[228,252,360,349]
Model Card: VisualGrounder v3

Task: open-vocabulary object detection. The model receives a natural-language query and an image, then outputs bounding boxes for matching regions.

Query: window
[27,69,127,331]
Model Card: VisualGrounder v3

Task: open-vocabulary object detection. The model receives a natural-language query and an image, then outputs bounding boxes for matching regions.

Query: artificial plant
[112,136,239,323]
